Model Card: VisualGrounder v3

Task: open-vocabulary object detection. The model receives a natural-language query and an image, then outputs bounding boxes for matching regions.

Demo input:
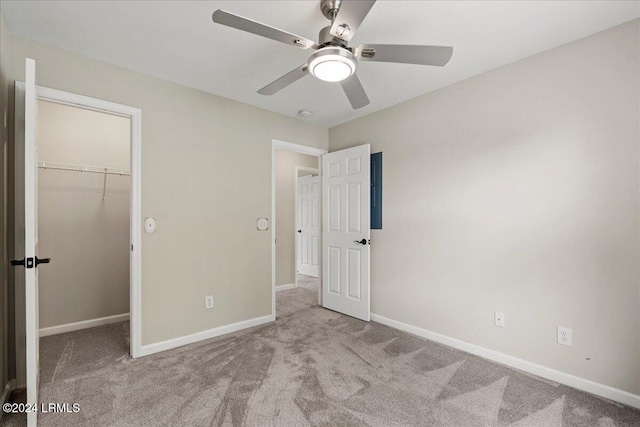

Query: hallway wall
[275,149,319,287]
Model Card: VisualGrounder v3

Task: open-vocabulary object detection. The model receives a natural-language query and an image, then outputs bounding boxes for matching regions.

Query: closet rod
[37,161,130,176]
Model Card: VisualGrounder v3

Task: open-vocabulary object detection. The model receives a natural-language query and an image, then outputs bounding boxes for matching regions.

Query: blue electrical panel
[371,152,382,229]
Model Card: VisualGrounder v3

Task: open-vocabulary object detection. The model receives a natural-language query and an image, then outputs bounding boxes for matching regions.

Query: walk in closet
[37,99,131,336]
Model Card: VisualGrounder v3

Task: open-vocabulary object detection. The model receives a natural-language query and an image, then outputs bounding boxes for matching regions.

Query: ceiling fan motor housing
[319,26,334,45]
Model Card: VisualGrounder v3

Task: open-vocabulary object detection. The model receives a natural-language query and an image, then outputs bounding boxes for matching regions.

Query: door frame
[14,84,143,374]
[271,139,326,319]
[294,167,319,286]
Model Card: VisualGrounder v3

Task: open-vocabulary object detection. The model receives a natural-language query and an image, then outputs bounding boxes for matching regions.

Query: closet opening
[36,99,132,362]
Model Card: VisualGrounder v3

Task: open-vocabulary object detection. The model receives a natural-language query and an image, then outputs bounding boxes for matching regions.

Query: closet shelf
[38,161,129,200]
[37,161,130,176]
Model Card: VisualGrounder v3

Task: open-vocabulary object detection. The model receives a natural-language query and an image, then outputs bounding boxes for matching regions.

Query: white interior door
[297,175,320,277]
[12,58,41,427]
[322,144,370,321]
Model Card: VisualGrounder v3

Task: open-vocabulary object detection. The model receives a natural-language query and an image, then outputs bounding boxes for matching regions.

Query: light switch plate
[257,218,269,231]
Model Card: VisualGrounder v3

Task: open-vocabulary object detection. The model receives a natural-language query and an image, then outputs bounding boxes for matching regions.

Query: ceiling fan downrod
[320,0,342,22]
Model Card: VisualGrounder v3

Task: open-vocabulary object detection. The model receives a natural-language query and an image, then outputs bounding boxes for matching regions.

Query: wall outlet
[557,327,572,346]
[205,295,214,310]
[494,312,505,327]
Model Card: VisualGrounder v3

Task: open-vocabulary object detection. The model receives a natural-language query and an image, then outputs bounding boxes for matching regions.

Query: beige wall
[1,4,11,389]
[38,100,130,169]
[275,149,318,286]
[5,36,329,346]
[330,20,640,394]
[37,100,130,328]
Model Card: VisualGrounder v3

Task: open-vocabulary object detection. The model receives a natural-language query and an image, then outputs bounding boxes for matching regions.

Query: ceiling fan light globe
[312,59,354,82]
[308,47,357,83]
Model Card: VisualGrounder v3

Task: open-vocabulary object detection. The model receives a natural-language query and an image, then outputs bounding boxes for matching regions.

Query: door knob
[10,258,25,267]
[297,230,302,233]
[10,257,51,268]
[354,239,368,245]
[35,257,51,266]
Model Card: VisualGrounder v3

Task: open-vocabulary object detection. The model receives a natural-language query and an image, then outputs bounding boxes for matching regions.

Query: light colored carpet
[2,287,639,426]
[297,274,319,291]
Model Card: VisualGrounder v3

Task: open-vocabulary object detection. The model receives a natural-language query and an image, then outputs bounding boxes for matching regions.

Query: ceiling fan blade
[340,74,370,109]
[212,10,318,50]
[329,0,376,42]
[258,64,309,95]
[358,44,453,66]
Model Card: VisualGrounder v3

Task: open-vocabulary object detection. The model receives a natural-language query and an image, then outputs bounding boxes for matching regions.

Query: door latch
[10,256,51,269]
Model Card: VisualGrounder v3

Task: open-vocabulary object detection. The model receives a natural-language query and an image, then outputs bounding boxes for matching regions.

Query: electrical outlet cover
[205,295,214,310]
[557,326,572,346]
[494,312,505,327]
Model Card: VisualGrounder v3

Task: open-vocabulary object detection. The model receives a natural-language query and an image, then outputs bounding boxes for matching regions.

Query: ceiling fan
[212,0,453,110]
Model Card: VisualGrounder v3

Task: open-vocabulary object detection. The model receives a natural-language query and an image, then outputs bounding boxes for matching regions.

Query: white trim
[13,82,26,390]
[0,380,16,423]
[38,313,130,337]
[22,60,38,427]
[129,106,143,359]
[36,87,141,118]
[272,139,326,321]
[138,315,272,357]
[371,313,640,410]
[0,381,12,404]
[272,139,327,157]
[276,283,296,292]
[27,84,143,359]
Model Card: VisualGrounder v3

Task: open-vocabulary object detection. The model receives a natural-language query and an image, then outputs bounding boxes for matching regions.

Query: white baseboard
[276,283,296,292]
[39,313,130,337]
[0,379,16,423]
[1,379,14,404]
[139,314,273,357]
[371,313,640,410]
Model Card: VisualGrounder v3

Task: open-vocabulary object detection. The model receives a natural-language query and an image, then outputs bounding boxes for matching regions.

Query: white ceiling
[2,1,638,127]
